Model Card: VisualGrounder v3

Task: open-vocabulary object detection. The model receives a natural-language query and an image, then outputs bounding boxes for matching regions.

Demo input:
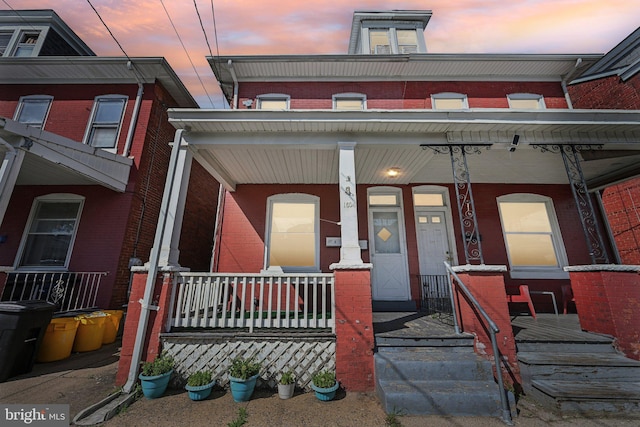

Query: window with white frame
[265,194,319,272]
[497,194,568,278]
[0,31,12,56]
[397,29,419,53]
[256,94,289,110]
[333,93,366,110]
[369,29,391,54]
[12,31,40,57]
[432,92,468,110]
[84,95,127,151]
[507,93,545,109]
[17,194,84,268]
[368,28,421,54]
[14,95,53,129]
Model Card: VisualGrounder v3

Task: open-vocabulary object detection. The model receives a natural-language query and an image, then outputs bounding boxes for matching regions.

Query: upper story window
[84,95,127,151]
[256,94,289,110]
[368,28,421,54]
[16,194,84,269]
[265,194,319,272]
[14,95,53,129]
[432,93,468,110]
[12,31,40,57]
[497,194,568,279]
[507,93,546,109]
[397,30,419,54]
[369,29,391,54]
[333,93,366,110]
[0,31,12,56]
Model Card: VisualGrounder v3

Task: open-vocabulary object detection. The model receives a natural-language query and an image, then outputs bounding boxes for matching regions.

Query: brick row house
[115,10,640,418]
[0,10,218,312]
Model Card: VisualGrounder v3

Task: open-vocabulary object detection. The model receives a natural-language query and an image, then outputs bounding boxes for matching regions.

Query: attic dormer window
[333,93,366,110]
[397,30,418,54]
[13,31,40,57]
[370,29,391,54]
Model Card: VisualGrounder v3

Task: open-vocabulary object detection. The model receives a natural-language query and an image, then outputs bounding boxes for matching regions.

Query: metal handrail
[444,262,513,425]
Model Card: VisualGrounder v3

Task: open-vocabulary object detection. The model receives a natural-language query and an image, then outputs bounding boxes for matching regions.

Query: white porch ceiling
[171,109,640,191]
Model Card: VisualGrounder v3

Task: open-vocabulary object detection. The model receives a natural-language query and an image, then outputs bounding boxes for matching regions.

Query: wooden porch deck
[372,312,613,345]
[511,313,612,344]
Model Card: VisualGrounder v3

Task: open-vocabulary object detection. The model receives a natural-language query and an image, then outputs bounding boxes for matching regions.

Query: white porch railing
[1,271,107,314]
[170,273,335,333]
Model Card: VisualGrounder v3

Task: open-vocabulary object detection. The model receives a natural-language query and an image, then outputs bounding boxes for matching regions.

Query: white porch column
[0,145,24,226]
[336,141,364,266]
[157,130,193,267]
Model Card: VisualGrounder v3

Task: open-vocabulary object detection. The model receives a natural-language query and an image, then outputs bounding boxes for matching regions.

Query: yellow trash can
[72,313,107,352]
[101,310,123,344]
[36,317,80,362]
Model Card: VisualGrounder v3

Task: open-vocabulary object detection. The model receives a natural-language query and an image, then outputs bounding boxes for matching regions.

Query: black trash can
[0,300,56,382]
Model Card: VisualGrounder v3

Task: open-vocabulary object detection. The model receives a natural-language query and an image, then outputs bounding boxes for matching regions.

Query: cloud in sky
[5,0,639,107]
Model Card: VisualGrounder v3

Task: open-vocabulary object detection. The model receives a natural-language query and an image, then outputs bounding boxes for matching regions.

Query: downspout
[561,57,583,109]
[123,128,185,393]
[123,80,144,157]
[228,59,239,109]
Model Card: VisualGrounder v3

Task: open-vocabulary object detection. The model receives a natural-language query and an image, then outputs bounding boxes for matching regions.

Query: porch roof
[168,109,640,192]
[0,118,132,192]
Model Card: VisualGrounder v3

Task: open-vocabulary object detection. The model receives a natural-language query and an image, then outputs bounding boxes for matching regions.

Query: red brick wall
[116,271,173,386]
[237,81,568,109]
[569,74,640,110]
[178,160,220,272]
[568,270,640,360]
[453,271,521,388]
[334,269,375,391]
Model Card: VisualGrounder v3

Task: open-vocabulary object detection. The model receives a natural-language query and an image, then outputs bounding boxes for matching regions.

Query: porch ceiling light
[386,167,401,178]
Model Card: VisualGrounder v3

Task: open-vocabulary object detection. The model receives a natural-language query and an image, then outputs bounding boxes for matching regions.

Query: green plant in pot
[277,370,295,400]
[185,370,215,401]
[310,370,338,401]
[138,352,174,399]
[228,357,261,402]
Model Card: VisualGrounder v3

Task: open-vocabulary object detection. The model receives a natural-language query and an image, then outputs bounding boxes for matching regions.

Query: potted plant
[277,371,295,400]
[310,370,338,401]
[228,356,261,402]
[138,352,174,399]
[185,370,215,401]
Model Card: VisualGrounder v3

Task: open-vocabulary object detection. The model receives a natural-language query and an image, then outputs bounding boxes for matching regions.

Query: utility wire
[194,0,214,58]
[160,0,216,108]
[85,0,145,83]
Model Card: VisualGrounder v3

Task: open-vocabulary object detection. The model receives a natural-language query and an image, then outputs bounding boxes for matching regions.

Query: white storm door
[369,207,410,300]
[416,211,451,276]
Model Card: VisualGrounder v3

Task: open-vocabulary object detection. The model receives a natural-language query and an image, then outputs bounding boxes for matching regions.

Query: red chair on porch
[561,284,575,315]
[506,284,536,319]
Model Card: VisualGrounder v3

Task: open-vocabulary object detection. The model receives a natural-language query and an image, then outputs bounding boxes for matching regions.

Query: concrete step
[377,379,504,416]
[530,379,640,413]
[518,352,640,382]
[516,340,615,353]
[375,335,474,348]
[375,347,494,382]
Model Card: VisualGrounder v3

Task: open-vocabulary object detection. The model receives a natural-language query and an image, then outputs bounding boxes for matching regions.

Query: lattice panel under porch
[161,335,336,390]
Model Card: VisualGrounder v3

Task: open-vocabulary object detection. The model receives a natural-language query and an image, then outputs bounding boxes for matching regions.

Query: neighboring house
[0,10,218,311]
[568,27,640,265]
[116,9,640,400]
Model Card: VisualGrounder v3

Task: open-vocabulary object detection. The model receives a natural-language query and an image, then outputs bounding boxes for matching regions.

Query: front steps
[517,328,640,413]
[374,312,510,418]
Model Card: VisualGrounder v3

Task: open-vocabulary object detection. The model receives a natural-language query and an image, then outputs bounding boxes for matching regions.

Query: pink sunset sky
[4,0,639,107]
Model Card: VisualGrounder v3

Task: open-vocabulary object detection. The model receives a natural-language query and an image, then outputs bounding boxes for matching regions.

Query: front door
[415,209,452,312]
[368,200,410,301]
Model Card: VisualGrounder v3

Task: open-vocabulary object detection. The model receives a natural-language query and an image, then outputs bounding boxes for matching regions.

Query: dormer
[348,10,432,55]
[0,9,94,57]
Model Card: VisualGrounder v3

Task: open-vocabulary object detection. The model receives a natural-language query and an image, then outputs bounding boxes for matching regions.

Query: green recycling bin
[0,300,56,382]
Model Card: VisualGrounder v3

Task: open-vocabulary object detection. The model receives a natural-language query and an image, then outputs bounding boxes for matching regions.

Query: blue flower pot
[185,380,216,401]
[229,374,259,402]
[139,370,173,399]
[310,382,339,401]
